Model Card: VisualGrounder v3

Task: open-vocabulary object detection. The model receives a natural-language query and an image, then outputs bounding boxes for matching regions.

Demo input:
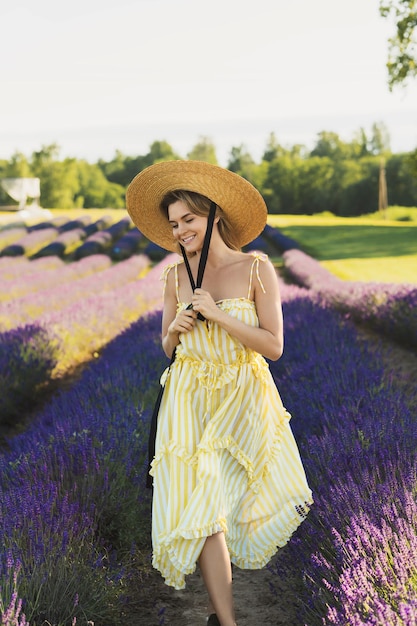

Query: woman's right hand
[168,307,197,335]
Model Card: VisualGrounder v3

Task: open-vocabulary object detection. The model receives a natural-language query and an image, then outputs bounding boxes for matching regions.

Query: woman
[126,161,313,626]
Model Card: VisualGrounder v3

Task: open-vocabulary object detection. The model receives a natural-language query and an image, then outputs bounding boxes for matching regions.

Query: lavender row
[282,248,417,348]
[0,218,281,266]
[0,255,175,431]
[28,215,75,231]
[33,253,174,376]
[0,312,164,624]
[19,216,133,261]
[0,254,113,307]
[0,215,113,259]
[31,227,88,259]
[0,256,65,280]
[0,228,60,258]
[0,254,149,329]
[72,217,132,259]
[0,254,153,429]
[262,222,301,253]
[268,295,417,624]
[0,226,28,247]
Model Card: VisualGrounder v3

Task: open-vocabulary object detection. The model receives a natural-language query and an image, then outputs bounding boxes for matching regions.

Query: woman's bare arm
[161,267,197,358]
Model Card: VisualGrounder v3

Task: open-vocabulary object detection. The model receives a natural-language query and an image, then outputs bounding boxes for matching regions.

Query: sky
[1,0,416,167]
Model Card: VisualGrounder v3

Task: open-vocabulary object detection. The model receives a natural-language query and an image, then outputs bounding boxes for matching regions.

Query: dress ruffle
[150,402,292,494]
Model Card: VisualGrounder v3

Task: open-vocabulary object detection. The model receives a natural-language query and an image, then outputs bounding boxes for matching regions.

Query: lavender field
[0,213,416,626]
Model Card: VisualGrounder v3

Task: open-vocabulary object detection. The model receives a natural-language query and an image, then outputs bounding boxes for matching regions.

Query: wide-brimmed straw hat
[125,160,267,252]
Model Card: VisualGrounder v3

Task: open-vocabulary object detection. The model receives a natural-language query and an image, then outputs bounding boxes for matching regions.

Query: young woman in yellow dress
[126,161,313,626]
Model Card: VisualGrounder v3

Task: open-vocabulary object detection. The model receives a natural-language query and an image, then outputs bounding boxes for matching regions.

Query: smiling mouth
[182,235,196,244]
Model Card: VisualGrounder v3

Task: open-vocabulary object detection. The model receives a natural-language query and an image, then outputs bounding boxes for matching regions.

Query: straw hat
[126,160,267,252]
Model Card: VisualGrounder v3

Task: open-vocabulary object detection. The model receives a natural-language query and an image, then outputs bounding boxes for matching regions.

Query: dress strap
[160,262,181,302]
[247,253,267,299]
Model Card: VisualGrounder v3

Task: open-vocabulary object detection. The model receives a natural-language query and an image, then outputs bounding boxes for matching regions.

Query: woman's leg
[198,531,237,626]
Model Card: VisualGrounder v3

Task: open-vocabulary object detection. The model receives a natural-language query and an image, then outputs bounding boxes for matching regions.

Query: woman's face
[168,200,208,252]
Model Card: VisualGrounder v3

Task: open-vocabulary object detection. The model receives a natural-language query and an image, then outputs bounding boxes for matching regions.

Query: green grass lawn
[270,223,417,260]
[318,256,416,284]
[268,209,417,284]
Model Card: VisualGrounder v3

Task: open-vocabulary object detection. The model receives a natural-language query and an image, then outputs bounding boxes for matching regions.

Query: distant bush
[110,229,143,260]
[31,228,87,258]
[365,205,417,222]
[143,241,168,262]
[73,218,131,259]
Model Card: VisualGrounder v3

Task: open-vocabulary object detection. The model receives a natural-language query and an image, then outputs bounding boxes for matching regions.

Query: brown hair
[160,190,240,253]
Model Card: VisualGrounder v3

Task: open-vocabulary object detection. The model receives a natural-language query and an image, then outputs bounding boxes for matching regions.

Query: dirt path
[127,551,301,626]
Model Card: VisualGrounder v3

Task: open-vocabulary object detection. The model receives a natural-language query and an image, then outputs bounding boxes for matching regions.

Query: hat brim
[125,160,267,252]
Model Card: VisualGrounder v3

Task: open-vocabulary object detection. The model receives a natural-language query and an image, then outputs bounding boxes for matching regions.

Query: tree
[99,152,149,188]
[98,141,180,188]
[297,157,336,214]
[147,140,179,164]
[262,132,285,162]
[2,151,32,178]
[227,145,256,182]
[262,154,304,213]
[310,131,351,160]
[385,152,417,205]
[36,159,80,208]
[29,144,79,208]
[31,143,61,170]
[98,150,128,184]
[379,0,417,89]
[369,121,391,155]
[351,128,370,158]
[76,161,125,208]
[340,157,381,216]
[407,147,417,178]
[187,136,218,164]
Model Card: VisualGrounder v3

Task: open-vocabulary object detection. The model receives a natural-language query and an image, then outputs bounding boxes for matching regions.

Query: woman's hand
[168,307,197,335]
[191,288,219,321]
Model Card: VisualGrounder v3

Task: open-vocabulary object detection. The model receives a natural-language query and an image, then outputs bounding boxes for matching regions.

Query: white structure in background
[1,178,52,218]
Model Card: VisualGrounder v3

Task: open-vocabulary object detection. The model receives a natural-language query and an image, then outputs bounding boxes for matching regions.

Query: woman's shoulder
[248,250,268,262]
[160,259,184,298]
[160,258,184,280]
[229,250,266,263]
[240,250,270,268]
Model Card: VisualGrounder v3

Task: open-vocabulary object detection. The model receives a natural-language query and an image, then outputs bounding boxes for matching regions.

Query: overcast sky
[1,0,416,166]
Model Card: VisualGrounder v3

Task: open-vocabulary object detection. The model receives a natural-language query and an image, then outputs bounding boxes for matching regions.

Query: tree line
[1,123,416,216]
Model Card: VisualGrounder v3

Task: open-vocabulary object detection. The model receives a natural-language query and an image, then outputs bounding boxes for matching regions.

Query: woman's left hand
[191,288,219,321]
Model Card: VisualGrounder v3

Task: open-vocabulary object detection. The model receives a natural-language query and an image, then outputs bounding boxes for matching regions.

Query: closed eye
[170,218,194,228]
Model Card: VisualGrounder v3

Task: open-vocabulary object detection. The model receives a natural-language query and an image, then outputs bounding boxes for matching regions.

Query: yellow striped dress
[150,253,313,590]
